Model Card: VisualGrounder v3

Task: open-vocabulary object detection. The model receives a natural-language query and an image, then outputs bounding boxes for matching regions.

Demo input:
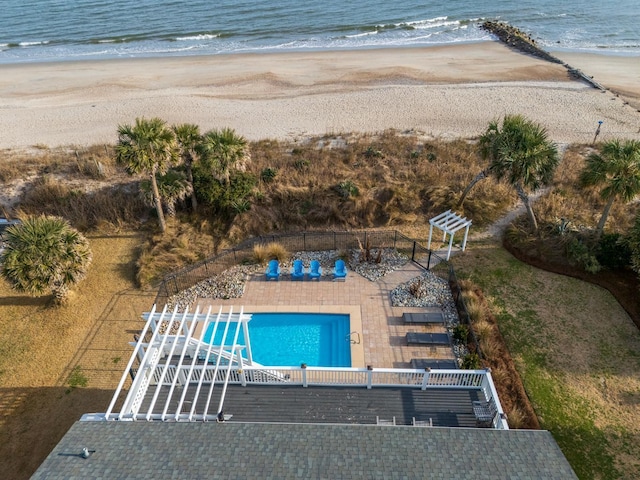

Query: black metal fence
[155,230,440,304]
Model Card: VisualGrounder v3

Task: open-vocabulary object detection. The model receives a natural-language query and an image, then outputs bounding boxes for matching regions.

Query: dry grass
[251,244,270,264]
[0,233,156,479]
[536,144,639,233]
[230,132,516,237]
[136,221,215,287]
[265,242,289,262]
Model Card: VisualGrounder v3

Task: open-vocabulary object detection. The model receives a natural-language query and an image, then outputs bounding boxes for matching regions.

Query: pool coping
[210,305,365,368]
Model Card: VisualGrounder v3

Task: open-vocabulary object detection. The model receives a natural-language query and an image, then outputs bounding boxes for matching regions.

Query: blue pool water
[202,312,351,367]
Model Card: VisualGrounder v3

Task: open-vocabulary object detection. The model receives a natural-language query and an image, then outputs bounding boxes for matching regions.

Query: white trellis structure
[427,210,472,261]
[104,305,253,422]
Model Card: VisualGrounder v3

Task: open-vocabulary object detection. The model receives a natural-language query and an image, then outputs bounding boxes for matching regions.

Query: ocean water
[1,0,638,64]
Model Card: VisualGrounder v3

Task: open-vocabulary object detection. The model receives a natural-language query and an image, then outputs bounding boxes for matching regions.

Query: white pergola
[427,210,472,261]
[105,305,253,422]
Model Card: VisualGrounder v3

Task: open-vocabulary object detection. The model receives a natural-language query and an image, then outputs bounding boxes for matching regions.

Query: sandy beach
[1,41,639,150]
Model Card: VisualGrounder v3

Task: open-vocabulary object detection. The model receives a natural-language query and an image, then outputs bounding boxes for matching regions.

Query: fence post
[427,250,432,270]
[172,277,178,296]
[367,365,373,389]
[301,364,307,387]
[334,231,336,250]
[240,369,247,387]
[303,233,306,251]
[421,370,430,390]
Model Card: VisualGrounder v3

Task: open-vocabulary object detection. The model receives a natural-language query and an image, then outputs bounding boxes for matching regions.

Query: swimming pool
[203,312,351,367]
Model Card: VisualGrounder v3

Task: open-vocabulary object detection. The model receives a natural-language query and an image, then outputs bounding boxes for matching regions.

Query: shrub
[461,353,480,369]
[596,233,631,269]
[260,167,278,183]
[363,146,383,158]
[453,324,469,344]
[335,180,359,199]
[566,237,601,273]
[293,158,310,170]
[408,278,423,297]
[193,169,257,215]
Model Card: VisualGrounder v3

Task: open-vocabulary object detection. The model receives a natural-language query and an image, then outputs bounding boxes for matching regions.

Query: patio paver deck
[196,261,456,368]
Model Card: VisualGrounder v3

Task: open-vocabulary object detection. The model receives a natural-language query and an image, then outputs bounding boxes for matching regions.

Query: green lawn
[453,240,640,480]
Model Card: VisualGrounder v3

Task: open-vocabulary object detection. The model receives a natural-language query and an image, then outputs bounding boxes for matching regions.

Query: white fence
[149,365,488,389]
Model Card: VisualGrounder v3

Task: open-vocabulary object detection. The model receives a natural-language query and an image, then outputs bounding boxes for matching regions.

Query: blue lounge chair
[308,260,322,280]
[291,259,304,280]
[265,259,281,281]
[332,259,347,281]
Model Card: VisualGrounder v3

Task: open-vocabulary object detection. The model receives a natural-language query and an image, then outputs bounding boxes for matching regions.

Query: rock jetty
[481,21,563,64]
[481,21,606,91]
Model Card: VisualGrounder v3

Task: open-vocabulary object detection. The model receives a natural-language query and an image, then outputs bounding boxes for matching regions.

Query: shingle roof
[33,421,577,479]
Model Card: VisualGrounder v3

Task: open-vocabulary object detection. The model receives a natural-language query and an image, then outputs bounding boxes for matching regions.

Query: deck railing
[145,364,508,429]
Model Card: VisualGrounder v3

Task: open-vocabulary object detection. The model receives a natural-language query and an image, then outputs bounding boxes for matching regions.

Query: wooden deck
[139,384,483,428]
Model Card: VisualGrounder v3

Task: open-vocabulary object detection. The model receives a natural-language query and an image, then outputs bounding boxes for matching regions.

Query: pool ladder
[346,331,360,344]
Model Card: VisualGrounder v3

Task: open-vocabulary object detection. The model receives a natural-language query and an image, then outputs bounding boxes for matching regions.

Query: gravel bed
[391,270,468,365]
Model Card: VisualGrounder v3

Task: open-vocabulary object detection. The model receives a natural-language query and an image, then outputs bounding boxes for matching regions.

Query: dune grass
[453,241,640,480]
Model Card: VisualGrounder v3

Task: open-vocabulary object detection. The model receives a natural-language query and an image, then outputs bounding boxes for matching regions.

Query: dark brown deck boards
[139,384,482,428]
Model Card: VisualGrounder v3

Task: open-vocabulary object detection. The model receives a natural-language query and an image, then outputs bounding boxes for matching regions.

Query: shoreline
[1,41,639,150]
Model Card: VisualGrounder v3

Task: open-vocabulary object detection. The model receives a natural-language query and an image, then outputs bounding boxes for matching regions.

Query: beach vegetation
[115,117,179,233]
[140,170,193,218]
[260,167,278,182]
[460,115,559,233]
[172,123,202,211]
[197,127,251,185]
[579,139,640,237]
[0,215,92,304]
[18,176,147,231]
[193,168,257,216]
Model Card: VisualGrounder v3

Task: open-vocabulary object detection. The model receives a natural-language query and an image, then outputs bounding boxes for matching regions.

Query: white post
[462,224,470,252]
[427,223,434,250]
[421,370,430,390]
[242,314,253,365]
[447,231,455,260]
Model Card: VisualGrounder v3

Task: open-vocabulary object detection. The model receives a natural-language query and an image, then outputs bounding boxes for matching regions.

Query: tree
[580,139,640,236]
[173,123,201,211]
[627,211,640,277]
[116,117,178,233]
[460,115,558,232]
[1,216,92,304]
[140,170,193,218]
[197,128,251,185]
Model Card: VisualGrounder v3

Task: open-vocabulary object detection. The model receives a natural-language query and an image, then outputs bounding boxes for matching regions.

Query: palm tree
[460,115,558,233]
[140,170,193,218]
[116,117,178,233]
[197,128,250,184]
[1,215,92,304]
[580,139,640,236]
[173,123,201,211]
[627,211,640,277]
